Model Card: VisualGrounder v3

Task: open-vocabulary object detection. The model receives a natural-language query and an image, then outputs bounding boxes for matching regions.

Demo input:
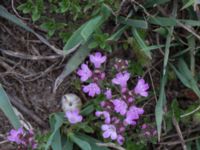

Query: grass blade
[0,84,21,129]
[118,17,148,29]
[170,59,200,98]
[107,25,128,41]
[155,74,167,141]
[132,28,152,59]
[0,5,64,55]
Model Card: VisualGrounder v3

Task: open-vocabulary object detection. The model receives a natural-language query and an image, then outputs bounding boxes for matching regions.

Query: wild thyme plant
[76,51,149,145]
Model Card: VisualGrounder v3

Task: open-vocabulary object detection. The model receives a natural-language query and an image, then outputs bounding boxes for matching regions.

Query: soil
[0,18,77,140]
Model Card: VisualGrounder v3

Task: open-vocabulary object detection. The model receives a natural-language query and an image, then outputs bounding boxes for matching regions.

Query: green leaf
[63,16,100,51]
[155,74,167,140]
[156,4,176,140]
[195,139,200,150]
[81,104,94,116]
[45,113,64,150]
[171,59,200,98]
[63,4,111,52]
[180,19,200,26]
[0,5,63,55]
[51,130,62,150]
[118,17,148,29]
[171,99,181,121]
[88,42,98,49]
[181,0,195,10]
[148,17,177,26]
[69,133,91,150]
[76,133,110,150]
[63,138,74,150]
[126,142,146,150]
[132,28,151,59]
[78,123,94,133]
[163,26,174,75]
[107,25,128,41]
[81,16,103,41]
[149,17,200,27]
[53,43,92,92]
[32,6,40,21]
[0,84,21,129]
[63,23,85,51]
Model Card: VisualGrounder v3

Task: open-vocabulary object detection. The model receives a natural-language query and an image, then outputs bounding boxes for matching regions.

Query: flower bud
[61,94,82,112]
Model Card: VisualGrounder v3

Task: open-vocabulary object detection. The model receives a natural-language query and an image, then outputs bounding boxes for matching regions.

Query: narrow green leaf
[63,138,74,150]
[132,28,151,59]
[155,74,167,140]
[163,26,174,75]
[51,130,62,150]
[63,24,86,51]
[53,43,92,92]
[45,113,64,150]
[118,17,148,29]
[81,16,103,41]
[81,105,94,116]
[0,5,32,32]
[69,133,91,150]
[196,139,200,150]
[171,99,181,121]
[148,17,177,27]
[142,43,179,52]
[171,59,200,98]
[180,19,200,26]
[181,0,195,9]
[0,84,21,129]
[76,133,110,150]
[0,5,64,55]
[63,4,111,52]
[156,3,177,140]
[107,25,128,41]
[149,17,200,27]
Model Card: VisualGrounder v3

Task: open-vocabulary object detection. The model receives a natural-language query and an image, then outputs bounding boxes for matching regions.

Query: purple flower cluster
[77,53,150,145]
[7,127,37,149]
[96,59,149,145]
[77,52,106,97]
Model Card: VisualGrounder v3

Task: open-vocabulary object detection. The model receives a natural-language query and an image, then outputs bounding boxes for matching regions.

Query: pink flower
[112,71,130,89]
[89,52,107,68]
[117,135,124,145]
[83,83,101,97]
[104,89,112,99]
[124,106,144,125]
[134,78,149,97]
[7,128,24,144]
[142,124,147,129]
[112,99,127,115]
[77,64,92,82]
[7,128,37,149]
[65,109,83,124]
[101,124,117,140]
[95,111,111,124]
